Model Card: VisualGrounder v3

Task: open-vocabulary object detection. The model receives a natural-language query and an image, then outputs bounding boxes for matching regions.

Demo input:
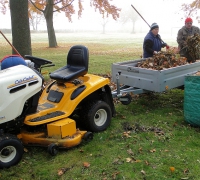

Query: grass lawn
[0,32,199,180]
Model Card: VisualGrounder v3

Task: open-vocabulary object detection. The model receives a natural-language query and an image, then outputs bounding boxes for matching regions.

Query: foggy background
[0,0,198,39]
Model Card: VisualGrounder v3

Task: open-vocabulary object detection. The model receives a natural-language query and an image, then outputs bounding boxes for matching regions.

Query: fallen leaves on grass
[127,149,134,156]
[112,158,124,165]
[83,162,90,168]
[122,131,131,138]
[141,170,146,175]
[122,122,165,136]
[57,167,71,176]
[79,149,84,153]
[183,168,189,174]
[149,149,156,153]
[24,148,28,153]
[57,168,66,176]
[169,166,175,173]
[145,160,150,165]
[126,157,141,163]
[126,157,133,163]
[112,171,120,179]
[138,147,143,153]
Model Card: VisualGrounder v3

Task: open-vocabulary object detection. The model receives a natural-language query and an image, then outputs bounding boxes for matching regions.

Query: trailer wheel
[0,134,24,168]
[48,143,58,156]
[81,101,112,132]
[121,94,132,105]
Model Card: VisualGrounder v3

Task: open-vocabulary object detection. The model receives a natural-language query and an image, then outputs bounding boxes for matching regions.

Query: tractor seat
[50,45,89,83]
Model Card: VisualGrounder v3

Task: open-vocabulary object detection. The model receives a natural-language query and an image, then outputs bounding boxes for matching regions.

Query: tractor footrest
[29,111,65,122]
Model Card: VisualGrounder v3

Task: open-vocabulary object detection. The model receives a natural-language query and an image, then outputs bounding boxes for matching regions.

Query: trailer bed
[112,59,200,93]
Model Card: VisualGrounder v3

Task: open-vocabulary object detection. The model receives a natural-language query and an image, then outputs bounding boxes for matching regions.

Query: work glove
[153,51,158,55]
[166,45,170,49]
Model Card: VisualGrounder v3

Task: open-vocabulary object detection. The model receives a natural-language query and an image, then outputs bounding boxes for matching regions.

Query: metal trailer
[111,59,200,105]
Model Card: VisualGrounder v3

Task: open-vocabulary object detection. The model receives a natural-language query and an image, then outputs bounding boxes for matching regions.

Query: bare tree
[119,7,139,34]
[29,3,45,31]
[101,18,109,34]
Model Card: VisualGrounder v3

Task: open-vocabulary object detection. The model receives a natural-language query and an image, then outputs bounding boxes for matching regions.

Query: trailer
[111,59,200,105]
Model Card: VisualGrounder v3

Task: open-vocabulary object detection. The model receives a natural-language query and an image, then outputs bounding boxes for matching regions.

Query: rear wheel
[0,134,24,168]
[81,101,112,132]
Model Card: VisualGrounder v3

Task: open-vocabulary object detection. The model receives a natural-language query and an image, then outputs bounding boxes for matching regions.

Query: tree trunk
[10,0,32,57]
[44,0,57,47]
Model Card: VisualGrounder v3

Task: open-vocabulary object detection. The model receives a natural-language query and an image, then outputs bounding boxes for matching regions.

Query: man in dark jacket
[143,23,168,58]
[177,17,200,62]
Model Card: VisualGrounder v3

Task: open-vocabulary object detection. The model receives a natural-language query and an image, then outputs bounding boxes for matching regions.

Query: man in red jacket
[177,17,200,62]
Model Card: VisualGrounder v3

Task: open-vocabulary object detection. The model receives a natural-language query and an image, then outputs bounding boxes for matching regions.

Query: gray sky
[0,0,197,33]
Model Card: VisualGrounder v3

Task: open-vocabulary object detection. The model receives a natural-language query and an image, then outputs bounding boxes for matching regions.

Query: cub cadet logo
[15,75,35,84]
[7,75,38,89]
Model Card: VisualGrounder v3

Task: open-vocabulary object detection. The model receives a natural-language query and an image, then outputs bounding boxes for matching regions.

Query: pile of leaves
[136,51,187,70]
[186,33,200,61]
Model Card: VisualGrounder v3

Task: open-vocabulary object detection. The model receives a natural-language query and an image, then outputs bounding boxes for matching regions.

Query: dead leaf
[79,149,84,153]
[112,172,120,179]
[57,168,68,176]
[120,115,126,119]
[126,158,132,163]
[83,162,90,168]
[24,148,28,153]
[184,168,189,174]
[150,149,156,153]
[127,149,134,156]
[138,147,143,153]
[113,158,124,165]
[141,170,146,175]
[145,160,150,165]
[135,160,141,163]
[169,167,175,173]
[123,132,131,138]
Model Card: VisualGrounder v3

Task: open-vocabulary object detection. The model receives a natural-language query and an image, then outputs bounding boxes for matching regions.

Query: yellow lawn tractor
[0,45,115,168]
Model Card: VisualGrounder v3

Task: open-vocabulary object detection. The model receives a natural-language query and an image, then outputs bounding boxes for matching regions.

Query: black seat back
[67,45,88,69]
[50,45,89,82]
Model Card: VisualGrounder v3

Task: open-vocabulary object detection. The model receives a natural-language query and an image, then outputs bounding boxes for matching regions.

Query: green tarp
[184,75,200,126]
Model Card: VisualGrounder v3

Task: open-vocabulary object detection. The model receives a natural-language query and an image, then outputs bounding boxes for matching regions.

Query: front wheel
[81,101,112,132]
[0,134,24,168]
[84,132,93,141]
[48,143,58,156]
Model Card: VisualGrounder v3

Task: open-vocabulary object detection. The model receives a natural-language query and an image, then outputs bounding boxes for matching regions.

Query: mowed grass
[0,32,199,180]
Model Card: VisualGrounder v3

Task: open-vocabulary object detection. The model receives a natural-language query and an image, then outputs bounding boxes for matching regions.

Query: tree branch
[53,0,75,12]
[53,0,63,5]
[28,0,44,13]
